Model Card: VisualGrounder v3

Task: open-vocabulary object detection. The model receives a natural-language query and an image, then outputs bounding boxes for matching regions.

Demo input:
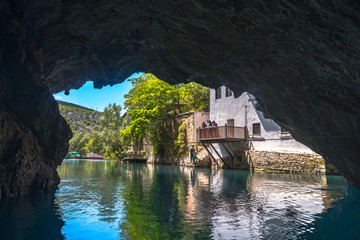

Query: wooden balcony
[199,125,247,142]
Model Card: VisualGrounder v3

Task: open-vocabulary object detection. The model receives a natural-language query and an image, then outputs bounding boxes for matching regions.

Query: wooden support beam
[209,143,225,165]
[201,142,219,168]
[227,142,241,161]
[220,142,233,158]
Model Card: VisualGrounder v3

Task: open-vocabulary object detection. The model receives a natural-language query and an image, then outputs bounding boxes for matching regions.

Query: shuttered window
[253,123,261,135]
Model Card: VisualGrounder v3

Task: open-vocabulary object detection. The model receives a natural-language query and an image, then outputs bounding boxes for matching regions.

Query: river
[1,159,360,239]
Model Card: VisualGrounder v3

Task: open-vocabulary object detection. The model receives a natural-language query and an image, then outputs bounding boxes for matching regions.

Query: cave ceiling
[1,0,360,187]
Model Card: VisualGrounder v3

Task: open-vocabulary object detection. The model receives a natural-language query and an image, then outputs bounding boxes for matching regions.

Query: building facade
[209,86,314,154]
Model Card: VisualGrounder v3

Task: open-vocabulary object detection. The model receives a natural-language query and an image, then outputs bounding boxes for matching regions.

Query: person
[212,120,219,137]
[208,120,212,127]
[202,121,207,128]
[212,120,218,127]
[190,145,196,162]
[193,154,198,163]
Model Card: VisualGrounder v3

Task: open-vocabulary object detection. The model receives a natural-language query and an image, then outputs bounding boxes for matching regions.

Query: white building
[207,86,314,154]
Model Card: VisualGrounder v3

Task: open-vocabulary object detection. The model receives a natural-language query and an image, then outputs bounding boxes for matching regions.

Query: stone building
[198,86,337,174]
[209,86,313,152]
[177,111,210,143]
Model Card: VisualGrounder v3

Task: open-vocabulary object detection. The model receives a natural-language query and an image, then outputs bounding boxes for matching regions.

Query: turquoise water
[1,159,360,239]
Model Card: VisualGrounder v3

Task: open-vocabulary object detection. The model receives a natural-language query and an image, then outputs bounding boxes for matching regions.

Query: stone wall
[145,112,212,167]
[244,150,338,174]
[176,111,209,143]
[177,112,195,144]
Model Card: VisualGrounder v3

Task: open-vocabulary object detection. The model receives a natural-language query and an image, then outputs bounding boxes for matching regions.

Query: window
[253,123,261,135]
[215,87,222,99]
[225,87,232,97]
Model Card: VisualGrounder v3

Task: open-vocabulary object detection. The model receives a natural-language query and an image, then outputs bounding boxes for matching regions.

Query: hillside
[57,100,103,135]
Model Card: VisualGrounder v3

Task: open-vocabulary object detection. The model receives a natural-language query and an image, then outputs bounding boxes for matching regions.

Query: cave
[0,0,359,198]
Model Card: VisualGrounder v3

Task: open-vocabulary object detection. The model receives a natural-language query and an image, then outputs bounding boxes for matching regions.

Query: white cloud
[55,96,63,99]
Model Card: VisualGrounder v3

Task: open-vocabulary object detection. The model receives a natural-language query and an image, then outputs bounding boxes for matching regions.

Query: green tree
[122,73,209,158]
[86,131,105,154]
[100,103,125,159]
[182,82,210,112]
[123,74,175,150]
[69,132,90,157]
[66,103,125,159]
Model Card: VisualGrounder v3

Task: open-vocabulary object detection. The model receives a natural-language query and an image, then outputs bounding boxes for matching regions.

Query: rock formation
[0,4,72,198]
[0,0,359,197]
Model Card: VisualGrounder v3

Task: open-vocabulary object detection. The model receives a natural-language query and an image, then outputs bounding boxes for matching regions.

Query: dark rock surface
[0,5,72,198]
[0,0,359,195]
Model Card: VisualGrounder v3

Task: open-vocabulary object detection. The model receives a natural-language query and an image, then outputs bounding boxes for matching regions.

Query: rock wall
[0,8,72,199]
[245,150,338,174]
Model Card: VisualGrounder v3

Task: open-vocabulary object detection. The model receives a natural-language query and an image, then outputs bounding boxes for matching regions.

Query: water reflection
[56,160,352,239]
[1,159,356,239]
[56,159,126,239]
[0,192,64,240]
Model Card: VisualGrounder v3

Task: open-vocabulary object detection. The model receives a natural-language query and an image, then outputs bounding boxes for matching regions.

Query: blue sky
[53,73,142,112]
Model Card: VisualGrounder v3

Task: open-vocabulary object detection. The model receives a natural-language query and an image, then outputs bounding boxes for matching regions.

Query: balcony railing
[199,125,247,141]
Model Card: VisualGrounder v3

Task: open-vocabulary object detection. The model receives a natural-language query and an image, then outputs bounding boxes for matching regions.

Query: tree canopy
[122,73,209,156]
[65,73,209,160]
[68,103,125,159]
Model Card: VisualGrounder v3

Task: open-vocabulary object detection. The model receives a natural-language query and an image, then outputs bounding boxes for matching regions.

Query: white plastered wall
[209,87,314,157]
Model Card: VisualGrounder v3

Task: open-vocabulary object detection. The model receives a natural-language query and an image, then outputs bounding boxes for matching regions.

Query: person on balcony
[212,120,218,127]
[212,120,220,138]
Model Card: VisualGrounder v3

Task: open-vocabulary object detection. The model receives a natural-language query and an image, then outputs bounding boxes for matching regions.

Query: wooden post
[220,142,234,159]
[225,123,227,139]
[209,143,225,165]
[198,127,201,141]
[227,142,241,161]
[202,142,219,168]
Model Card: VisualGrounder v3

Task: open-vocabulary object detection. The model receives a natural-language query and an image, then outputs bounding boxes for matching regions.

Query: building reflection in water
[54,160,349,239]
[177,168,347,239]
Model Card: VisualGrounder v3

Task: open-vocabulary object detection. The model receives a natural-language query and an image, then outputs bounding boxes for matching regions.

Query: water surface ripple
[1,159,360,239]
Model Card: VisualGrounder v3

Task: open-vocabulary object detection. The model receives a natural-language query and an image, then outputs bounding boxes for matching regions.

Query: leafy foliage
[69,131,90,156]
[59,101,125,159]
[174,122,187,156]
[100,103,125,159]
[59,73,209,160]
[122,73,209,157]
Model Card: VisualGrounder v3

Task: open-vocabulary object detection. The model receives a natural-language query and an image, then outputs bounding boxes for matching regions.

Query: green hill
[57,100,103,135]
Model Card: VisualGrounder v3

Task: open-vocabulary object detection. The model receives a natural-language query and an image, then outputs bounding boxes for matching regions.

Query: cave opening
[1,0,360,237]
[52,71,336,178]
